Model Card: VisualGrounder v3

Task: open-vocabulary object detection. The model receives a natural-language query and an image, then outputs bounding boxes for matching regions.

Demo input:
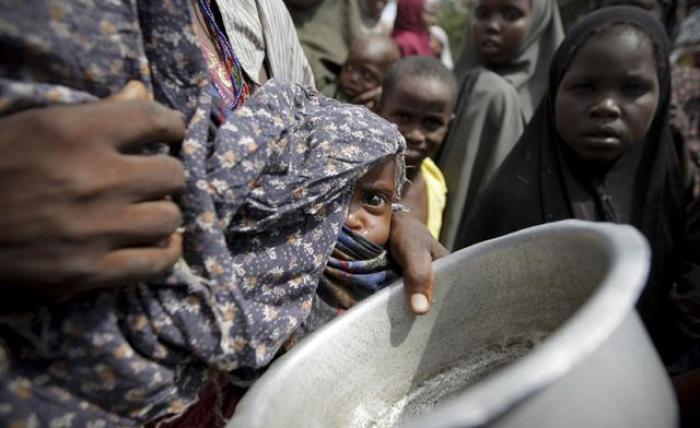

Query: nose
[349,69,361,85]
[484,17,501,34]
[345,209,364,234]
[590,96,621,119]
[404,126,426,147]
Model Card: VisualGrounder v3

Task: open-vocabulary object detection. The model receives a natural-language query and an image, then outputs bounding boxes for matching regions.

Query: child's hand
[0,82,185,299]
[350,86,383,111]
[390,211,448,315]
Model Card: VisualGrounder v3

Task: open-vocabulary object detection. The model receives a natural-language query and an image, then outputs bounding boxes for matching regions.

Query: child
[377,56,456,239]
[437,0,564,250]
[460,7,699,375]
[337,34,401,110]
[291,157,405,340]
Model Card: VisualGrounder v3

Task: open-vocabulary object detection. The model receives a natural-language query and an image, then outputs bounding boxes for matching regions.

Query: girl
[437,0,564,250]
[460,7,699,372]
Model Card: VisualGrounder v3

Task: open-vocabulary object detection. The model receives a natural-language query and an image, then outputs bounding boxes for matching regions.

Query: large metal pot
[229,220,677,428]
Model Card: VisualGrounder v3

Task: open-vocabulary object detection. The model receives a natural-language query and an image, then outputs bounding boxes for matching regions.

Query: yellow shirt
[420,158,447,240]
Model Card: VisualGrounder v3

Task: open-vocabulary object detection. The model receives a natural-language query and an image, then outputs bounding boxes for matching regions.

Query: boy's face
[340,40,393,100]
[346,159,397,247]
[378,76,455,170]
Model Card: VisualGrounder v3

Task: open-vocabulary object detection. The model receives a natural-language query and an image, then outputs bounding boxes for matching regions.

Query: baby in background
[377,56,456,239]
[337,34,401,111]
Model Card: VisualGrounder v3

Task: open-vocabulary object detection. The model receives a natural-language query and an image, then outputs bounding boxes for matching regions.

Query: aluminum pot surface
[229,220,678,428]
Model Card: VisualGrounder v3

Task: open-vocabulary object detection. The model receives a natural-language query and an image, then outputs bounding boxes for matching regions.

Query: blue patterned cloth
[0,1,405,425]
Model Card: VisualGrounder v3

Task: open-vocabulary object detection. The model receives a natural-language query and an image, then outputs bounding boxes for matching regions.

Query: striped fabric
[217,0,315,87]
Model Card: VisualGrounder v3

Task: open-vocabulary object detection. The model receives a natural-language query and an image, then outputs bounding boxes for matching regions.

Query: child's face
[346,159,397,247]
[471,0,533,68]
[378,76,455,170]
[555,29,660,163]
[340,41,391,100]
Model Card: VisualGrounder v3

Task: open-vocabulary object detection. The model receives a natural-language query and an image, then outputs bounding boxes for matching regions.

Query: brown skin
[0,81,185,299]
[555,29,660,163]
[340,35,400,110]
[378,75,455,225]
[472,0,533,69]
[346,159,397,246]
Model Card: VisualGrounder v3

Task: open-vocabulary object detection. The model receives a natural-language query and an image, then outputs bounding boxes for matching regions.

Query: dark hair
[382,56,458,102]
[563,21,666,77]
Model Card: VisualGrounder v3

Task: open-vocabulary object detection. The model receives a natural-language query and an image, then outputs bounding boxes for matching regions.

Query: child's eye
[572,82,595,94]
[474,6,490,20]
[424,118,445,132]
[621,83,650,97]
[503,6,524,21]
[394,113,412,124]
[361,68,379,83]
[364,193,388,208]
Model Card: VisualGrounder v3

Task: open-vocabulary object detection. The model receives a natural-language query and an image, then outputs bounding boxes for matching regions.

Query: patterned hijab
[0,1,405,425]
[454,0,564,119]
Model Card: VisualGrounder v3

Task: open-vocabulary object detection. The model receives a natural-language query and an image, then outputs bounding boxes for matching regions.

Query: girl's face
[471,0,533,68]
[555,28,660,163]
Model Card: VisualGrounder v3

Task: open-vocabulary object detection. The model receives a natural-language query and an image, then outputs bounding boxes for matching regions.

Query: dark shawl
[459,7,695,364]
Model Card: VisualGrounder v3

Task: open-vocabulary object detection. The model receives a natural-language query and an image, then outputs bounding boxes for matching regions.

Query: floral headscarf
[0,1,405,426]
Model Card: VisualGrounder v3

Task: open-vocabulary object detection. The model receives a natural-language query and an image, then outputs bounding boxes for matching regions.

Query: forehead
[350,40,396,65]
[387,75,456,111]
[474,0,531,10]
[565,27,657,79]
[356,159,397,191]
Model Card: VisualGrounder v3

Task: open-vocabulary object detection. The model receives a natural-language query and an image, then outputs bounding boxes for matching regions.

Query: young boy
[377,56,456,239]
[337,34,401,110]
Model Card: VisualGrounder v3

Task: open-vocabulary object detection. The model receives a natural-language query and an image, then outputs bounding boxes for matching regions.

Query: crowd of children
[0,0,699,426]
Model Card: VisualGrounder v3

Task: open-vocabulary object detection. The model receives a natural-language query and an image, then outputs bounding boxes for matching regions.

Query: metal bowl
[229,220,677,428]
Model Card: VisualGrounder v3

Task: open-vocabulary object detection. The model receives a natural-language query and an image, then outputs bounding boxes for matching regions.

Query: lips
[479,37,501,54]
[341,84,359,98]
[582,126,622,145]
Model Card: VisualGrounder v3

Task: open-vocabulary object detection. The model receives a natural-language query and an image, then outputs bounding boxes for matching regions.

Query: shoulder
[466,69,521,113]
